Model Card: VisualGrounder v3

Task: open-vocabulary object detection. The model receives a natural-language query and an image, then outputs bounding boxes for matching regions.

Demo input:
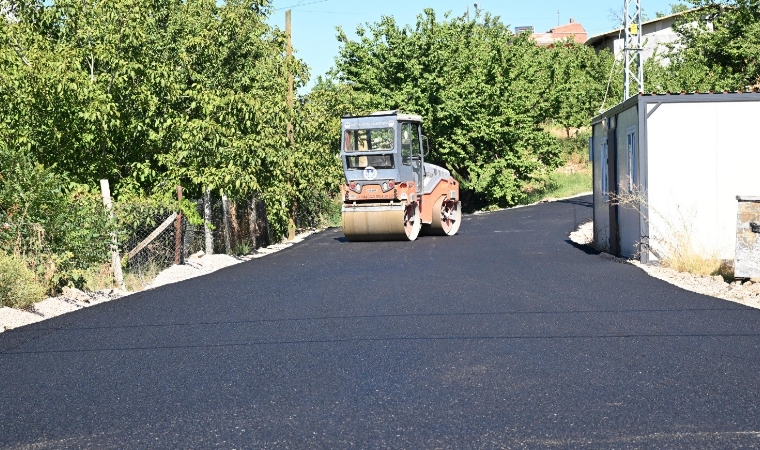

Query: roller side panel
[420,177,459,224]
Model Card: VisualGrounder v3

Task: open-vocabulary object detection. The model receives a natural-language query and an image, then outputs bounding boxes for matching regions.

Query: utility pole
[466,5,469,22]
[623,0,644,99]
[285,9,296,240]
[286,9,294,148]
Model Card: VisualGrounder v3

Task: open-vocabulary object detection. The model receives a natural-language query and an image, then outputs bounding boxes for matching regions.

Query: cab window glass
[401,123,412,165]
[410,124,421,156]
[343,128,394,152]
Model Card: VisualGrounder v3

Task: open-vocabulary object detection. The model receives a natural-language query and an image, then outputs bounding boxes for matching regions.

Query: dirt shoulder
[0,230,317,332]
[570,221,760,309]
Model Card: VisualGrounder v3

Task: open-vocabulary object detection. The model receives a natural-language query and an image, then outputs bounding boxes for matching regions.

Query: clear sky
[267,0,679,91]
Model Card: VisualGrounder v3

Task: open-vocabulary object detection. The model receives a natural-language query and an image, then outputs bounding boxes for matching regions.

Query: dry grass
[82,263,118,292]
[611,189,734,280]
[545,123,590,140]
[124,263,162,292]
[660,234,724,276]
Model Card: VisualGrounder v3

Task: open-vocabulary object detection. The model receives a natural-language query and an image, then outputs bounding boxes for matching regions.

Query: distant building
[532,19,587,46]
[585,9,701,62]
[515,26,534,35]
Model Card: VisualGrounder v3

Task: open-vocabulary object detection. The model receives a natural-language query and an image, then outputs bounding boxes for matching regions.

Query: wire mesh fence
[120,193,274,279]
[120,206,179,283]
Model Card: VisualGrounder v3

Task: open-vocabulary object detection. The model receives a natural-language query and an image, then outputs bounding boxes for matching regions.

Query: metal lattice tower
[623,0,644,99]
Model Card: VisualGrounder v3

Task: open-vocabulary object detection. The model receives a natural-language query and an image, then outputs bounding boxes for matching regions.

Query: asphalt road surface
[2,195,760,449]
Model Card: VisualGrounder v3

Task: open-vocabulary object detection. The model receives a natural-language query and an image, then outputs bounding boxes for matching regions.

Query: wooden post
[204,189,213,255]
[249,194,258,250]
[174,185,183,265]
[286,9,294,147]
[286,9,297,241]
[222,194,232,254]
[99,179,125,290]
[260,198,271,248]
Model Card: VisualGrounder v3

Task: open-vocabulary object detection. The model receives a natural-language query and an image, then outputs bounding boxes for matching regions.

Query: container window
[626,127,637,191]
[601,139,609,201]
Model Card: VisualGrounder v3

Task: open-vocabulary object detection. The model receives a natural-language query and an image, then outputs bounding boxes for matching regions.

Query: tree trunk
[204,189,214,255]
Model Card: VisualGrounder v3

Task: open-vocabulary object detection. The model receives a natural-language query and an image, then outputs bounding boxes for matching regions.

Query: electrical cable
[274,0,329,11]
[599,27,624,113]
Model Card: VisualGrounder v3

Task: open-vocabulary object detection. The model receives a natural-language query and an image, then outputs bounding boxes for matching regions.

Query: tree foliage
[0,0,308,239]
[647,0,760,92]
[332,10,612,207]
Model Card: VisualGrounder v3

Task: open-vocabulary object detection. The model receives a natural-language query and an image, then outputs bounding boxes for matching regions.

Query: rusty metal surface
[735,196,760,279]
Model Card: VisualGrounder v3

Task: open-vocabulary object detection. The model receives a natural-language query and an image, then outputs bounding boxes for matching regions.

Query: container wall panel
[646,102,719,262]
[615,106,641,258]
[715,102,760,259]
[592,122,610,251]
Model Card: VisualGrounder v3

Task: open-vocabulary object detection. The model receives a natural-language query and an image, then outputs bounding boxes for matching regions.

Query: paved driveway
[2,196,759,448]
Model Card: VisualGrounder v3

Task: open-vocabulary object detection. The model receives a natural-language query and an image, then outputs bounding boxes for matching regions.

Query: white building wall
[593,16,680,63]
[714,102,760,256]
[645,101,760,261]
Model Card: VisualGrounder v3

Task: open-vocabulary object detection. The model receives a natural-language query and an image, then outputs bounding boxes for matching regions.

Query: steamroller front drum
[341,203,420,241]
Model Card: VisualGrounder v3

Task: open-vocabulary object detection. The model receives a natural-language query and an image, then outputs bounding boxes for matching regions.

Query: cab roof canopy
[344,110,423,122]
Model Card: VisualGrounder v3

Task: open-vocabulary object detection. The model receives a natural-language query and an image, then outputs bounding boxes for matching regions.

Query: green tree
[545,43,616,136]
[647,0,760,92]
[1,0,309,239]
[333,10,565,207]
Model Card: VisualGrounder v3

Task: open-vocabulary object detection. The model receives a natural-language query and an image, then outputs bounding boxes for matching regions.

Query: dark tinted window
[346,154,394,169]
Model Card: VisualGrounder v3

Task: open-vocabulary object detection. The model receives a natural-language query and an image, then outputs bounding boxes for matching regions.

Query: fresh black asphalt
[1,195,759,449]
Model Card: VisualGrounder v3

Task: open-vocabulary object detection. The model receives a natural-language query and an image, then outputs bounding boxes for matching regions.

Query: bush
[0,253,47,308]
[558,130,592,166]
[0,146,112,293]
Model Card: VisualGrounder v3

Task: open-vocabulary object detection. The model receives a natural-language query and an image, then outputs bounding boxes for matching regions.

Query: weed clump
[0,253,47,308]
[611,189,734,280]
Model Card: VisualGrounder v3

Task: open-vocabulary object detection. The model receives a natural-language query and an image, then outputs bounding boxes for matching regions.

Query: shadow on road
[557,198,593,208]
[564,239,600,255]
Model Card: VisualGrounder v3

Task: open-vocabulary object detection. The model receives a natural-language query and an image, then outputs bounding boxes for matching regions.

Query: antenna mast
[623,0,644,99]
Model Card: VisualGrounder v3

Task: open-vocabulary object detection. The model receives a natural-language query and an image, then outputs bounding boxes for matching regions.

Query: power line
[274,0,329,11]
[287,9,365,15]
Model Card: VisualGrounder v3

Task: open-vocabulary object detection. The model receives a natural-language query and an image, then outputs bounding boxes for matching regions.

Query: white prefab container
[591,92,760,263]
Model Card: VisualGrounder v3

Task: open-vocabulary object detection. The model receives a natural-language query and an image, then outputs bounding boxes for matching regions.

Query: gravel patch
[0,230,317,332]
[570,220,760,309]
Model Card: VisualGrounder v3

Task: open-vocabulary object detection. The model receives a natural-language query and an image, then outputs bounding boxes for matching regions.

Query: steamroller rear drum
[341,202,421,241]
[429,196,461,236]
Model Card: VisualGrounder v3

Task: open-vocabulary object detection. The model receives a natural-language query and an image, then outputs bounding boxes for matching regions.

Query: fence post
[249,194,257,250]
[175,185,183,265]
[99,179,125,290]
[222,193,232,254]
[204,189,213,255]
[261,198,271,247]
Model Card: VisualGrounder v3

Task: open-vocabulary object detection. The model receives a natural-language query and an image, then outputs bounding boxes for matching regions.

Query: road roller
[340,110,461,241]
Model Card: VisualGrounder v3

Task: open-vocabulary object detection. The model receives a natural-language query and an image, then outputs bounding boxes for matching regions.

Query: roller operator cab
[340,110,461,241]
